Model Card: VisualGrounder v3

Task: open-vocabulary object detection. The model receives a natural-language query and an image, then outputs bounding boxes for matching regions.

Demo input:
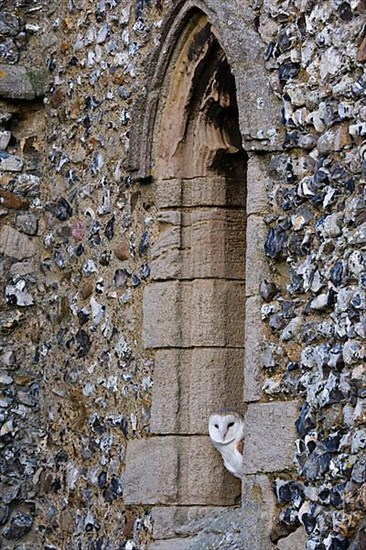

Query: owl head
[208,409,244,445]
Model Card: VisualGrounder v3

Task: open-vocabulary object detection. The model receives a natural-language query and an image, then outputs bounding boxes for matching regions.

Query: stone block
[245,215,269,297]
[124,437,178,505]
[149,539,194,550]
[182,508,243,550]
[151,348,244,434]
[150,350,180,434]
[190,279,244,348]
[143,280,245,349]
[151,208,245,281]
[236,62,283,151]
[124,436,241,506]
[247,155,270,216]
[151,506,227,540]
[242,474,277,549]
[0,153,23,172]
[151,507,244,550]
[155,179,182,209]
[187,208,245,280]
[243,296,263,402]
[277,527,307,550]
[0,131,11,150]
[0,226,36,261]
[187,348,244,432]
[0,13,20,37]
[142,282,181,348]
[156,176,245,209]
[151,211,182,280]
[243,401,300,474]
[0,64,49,100]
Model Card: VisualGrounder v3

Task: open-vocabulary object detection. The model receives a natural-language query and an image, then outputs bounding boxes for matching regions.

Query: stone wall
[1,1,163,548]
[0,1,365,549]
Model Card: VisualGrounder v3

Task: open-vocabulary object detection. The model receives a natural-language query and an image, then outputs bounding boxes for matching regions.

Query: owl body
[208,410,244,478]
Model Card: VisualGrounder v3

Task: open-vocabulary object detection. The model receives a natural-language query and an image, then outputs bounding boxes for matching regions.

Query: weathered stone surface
[0,1,364,548]
[237,70,282,150]
[188,208,245,280]
[156,176,246,209]
[0,64,49,99]
[151,506,227,540]
[357,35,366,62]
[151,207,245,280]
[242,474,277,549]
[0,38,19,64]
[150,210,182,280]
[14,173,40,196]
[244,296,263,402]
[143,280,244,348]
[153,14,247,181]
[0,310,23,333]
[124,436,241,506]
[317,124,352,153]
[151,508,244,549]
[15,213,38,235]
[247,155,270,216]
[0,130,11,150]
[246,215,269,297]
[0,152,23,171]
[192,279,244,347]
[277,526,307,550]
[348,521,366,550]
[142,281,181,348]
[0,13,20,36]
[149,539,195,550]
[0,225,36,260]
[151,348,244,434]
[243,401,300,474]
[9,260,36,277]
[180,508,243,550]
[1,511,33,540]
[211,2,284,147]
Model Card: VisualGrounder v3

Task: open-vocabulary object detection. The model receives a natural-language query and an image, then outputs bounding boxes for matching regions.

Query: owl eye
[214,424,219,429]
[227,422,234,428]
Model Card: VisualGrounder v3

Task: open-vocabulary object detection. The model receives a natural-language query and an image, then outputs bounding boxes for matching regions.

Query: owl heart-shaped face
[208,411,244,444]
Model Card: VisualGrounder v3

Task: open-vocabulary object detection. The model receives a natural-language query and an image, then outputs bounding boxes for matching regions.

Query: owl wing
[236,438,244,455]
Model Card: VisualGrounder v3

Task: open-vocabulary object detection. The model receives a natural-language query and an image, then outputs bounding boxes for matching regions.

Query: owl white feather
[208,409,244,478]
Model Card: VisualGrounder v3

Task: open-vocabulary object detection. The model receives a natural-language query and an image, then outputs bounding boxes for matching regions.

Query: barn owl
[208,410,244,478]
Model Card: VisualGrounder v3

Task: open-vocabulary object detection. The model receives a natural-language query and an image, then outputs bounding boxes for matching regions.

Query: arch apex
[125,1,228,182]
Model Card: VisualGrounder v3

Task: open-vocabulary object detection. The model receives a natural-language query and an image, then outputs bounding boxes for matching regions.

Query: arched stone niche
[125,6,244,514]
[153,13,244,181]
[147,12,247,436]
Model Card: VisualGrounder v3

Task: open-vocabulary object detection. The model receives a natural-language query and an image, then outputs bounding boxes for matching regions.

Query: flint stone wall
[0,0,365,549]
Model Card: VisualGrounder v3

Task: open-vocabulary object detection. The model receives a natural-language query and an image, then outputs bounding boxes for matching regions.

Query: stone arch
[126,0,283,184]
[152,12,245,181]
